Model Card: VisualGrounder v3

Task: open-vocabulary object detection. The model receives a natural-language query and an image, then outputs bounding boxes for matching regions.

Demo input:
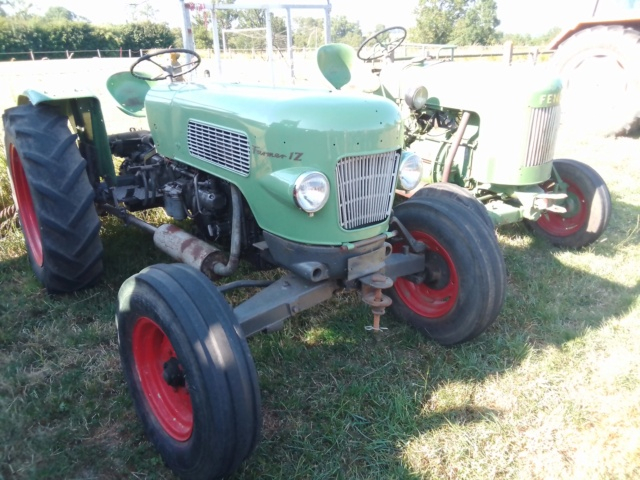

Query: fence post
[29,50,34,61]
[129,49,132,57]
[530,47,539,65]
[502,41,513,65]
[96,49,101,58]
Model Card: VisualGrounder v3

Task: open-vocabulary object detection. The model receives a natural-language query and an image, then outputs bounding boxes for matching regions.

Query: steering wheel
[130,48,201,81]
[357,26,407,62]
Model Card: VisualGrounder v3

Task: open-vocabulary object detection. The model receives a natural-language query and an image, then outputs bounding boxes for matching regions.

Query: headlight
[404,85,429,110]
[397,152,423,191]
[294,171,330,213]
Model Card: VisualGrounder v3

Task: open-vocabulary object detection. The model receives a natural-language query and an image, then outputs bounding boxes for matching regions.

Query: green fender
[17,88,115,184]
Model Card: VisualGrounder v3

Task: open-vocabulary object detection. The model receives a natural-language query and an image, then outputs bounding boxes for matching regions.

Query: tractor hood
[381,62,562,112]
[144,81,404,245]
[145,82,402,161]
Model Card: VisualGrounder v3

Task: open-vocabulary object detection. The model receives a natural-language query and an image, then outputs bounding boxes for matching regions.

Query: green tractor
[3,49,506,479]
[317,27,612,249]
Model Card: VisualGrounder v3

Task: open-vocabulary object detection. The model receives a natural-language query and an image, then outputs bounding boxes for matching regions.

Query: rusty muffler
[153,223,227,277]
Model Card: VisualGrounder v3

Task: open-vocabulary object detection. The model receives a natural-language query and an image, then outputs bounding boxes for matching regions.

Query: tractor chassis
[102,204,426,337]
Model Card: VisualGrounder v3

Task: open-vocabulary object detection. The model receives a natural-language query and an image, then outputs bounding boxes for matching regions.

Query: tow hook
[361,273,393,333]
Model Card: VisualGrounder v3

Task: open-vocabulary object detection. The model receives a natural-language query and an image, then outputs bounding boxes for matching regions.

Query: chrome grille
[523,105,561,167]
[187,120,251,176]
[336,151,400,230]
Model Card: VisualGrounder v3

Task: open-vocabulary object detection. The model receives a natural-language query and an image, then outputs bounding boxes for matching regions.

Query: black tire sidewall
[390,197,505,345]
[526,159,611,248]
[117,264,261,480]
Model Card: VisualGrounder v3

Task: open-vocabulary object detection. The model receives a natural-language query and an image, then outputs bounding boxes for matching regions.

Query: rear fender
[17,89,115,185]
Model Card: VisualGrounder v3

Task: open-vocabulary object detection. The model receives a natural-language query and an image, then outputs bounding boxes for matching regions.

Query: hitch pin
[361,274,393,333]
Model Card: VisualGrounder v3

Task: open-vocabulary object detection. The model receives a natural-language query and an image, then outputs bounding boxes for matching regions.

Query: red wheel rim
[393,231,459,318]
[132,317,193,441]
[9,144,43,266]
[537,178,587,237]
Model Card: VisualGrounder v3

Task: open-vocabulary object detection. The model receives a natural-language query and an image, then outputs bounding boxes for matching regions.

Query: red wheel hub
[132,317,193,441]
[393,231,459,318]
[9,144,43,266]
[537,178,587,237]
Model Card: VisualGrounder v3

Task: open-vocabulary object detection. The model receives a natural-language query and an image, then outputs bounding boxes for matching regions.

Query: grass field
[1,101,639,478]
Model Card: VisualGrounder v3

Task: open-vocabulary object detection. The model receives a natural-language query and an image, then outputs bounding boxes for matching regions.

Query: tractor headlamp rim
[397,151,423,191]
[404,85,429,110]
[293,171,330,213]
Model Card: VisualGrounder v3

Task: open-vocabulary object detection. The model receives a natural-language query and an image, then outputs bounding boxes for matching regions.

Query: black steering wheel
[357,26,407,62]
[130,48,201,81]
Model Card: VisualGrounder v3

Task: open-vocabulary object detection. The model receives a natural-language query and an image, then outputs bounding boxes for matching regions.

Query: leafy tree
[409,0,500,46]
[1,0,33,20]
[43,6,87,22]
[293,17,324,48]
[116,21,177,50]
[331,15,363,48]
[192,10,212,49]
[223,8,286,51]
[134,3,158,23]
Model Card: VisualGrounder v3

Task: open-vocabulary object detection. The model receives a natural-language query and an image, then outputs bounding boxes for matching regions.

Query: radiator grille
[523,105,561,167]
[187,120,251,176]
[336,151,400,230]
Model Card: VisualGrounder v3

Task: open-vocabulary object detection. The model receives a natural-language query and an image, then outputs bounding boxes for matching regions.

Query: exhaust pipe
[100,204,229,278]
[153,224,228,277]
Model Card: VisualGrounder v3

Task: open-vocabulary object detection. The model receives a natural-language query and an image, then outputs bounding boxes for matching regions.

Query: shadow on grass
[1,192,638,479]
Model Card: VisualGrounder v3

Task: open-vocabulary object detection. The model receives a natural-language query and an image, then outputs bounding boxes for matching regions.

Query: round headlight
[404,85,429,110]
[397,152,423,191]
[294,171,330,213]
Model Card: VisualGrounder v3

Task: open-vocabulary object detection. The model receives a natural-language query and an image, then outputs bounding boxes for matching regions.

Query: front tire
[525,159,611,248]
[389,197,506,345]
[116,263,261,480]
[412,182,495,232]
[3,104,103,292]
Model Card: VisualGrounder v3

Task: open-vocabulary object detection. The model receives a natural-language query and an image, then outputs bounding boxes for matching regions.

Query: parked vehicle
[547,0,640,136]
[317,27,611,249]
[3,48,506,479]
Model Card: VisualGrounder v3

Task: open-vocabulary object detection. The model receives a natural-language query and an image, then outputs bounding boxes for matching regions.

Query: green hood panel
[146,82,403,245]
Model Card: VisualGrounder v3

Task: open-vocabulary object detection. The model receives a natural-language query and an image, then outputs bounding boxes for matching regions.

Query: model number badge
[253,146,303,161]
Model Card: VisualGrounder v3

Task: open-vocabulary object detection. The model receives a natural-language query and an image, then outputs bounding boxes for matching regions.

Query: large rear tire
[550,25,640,137]
[389,197,506,345]
[116,263,262,480]
[2,104,103,292]
[524,159,611,249]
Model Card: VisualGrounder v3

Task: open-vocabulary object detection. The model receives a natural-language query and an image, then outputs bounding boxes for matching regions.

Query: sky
[26,0,604,36]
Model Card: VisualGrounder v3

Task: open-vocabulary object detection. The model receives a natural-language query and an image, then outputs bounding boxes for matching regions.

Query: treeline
[0,18,181,60]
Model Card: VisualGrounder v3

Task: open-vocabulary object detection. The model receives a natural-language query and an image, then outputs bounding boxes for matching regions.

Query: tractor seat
[106,72,155,117]
[317,43,379,93]
[317,43,357,90]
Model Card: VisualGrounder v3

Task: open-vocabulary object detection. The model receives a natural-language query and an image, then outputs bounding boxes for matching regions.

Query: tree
[409,0,500,46]
[1,0,33,20]
[43,6,83,22]
[293,17,324,48]
[192,10,212,49]
[331,15,363,48]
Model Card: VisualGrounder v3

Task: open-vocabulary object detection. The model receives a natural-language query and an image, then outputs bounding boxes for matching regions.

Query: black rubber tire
[550,25,640,137]
[116,263,262,480]
[524,159,611,249]
[412,182,495,232]
[389,196,506,345]
[3,104,103,293]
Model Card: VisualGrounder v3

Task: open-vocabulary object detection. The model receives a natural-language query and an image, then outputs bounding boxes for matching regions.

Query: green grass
[1,127,639,480]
